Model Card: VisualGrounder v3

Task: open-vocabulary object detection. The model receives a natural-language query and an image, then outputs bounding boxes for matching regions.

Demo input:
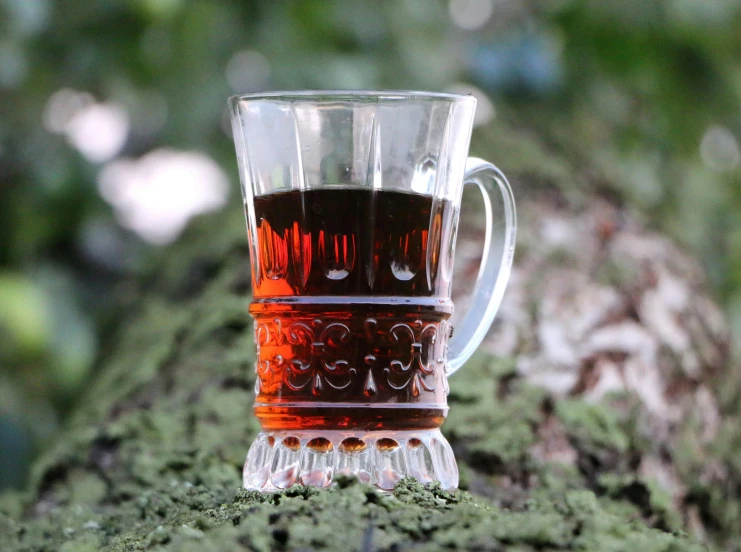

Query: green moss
[0,489,25,519]
[536,462,585,494]
[556,399,630,455]
[43,480,697,552]
[446,354,543,476]
[597,474,683,532]
[467,422,537,472]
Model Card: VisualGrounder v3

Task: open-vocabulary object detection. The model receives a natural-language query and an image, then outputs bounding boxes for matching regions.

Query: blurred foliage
[0,0,740,490]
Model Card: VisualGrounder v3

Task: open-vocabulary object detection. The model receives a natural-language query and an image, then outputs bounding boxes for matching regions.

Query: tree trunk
[0,120,738,551]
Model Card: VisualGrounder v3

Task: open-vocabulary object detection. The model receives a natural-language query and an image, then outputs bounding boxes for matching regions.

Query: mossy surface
[1,127,737,550]
[0,477,704,552]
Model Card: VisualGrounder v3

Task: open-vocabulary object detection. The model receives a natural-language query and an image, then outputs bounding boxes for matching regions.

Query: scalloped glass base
[243,429,458,492]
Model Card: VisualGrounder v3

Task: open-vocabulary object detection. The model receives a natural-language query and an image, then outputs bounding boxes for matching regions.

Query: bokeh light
[448,0,494,30]
[700,125,741,172]
[97,149,229,244]
[0,41,27,89]
[65,104,130,164]
[226,50,271,93]
[1,0,51,37]
[44,90,130,163]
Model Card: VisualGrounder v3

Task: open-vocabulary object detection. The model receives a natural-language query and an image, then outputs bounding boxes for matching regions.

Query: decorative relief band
[253,314,451,403]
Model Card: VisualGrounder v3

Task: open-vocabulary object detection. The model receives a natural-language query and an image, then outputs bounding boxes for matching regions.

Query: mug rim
[229,89,477,105]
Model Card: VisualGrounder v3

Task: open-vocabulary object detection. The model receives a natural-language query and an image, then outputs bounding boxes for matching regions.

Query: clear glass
[229,90,516,491]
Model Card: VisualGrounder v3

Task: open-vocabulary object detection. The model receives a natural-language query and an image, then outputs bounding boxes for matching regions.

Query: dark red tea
[247,188,459,431]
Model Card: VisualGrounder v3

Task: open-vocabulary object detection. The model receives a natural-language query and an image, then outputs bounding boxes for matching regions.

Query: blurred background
[1,0,740,491]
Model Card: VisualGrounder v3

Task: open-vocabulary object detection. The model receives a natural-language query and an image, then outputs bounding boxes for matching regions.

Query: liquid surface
[250,188,458,298]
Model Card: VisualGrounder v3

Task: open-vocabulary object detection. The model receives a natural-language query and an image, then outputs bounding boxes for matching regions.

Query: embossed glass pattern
[230,91,516,491]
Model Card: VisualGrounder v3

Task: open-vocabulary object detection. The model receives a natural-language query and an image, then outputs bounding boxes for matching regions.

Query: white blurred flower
[43,89,94,133]
[43,89,129,163]
[97,149,229,244]
[65,103,130,163]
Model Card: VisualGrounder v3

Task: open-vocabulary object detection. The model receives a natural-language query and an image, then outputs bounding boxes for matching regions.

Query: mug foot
[243,429,458,492]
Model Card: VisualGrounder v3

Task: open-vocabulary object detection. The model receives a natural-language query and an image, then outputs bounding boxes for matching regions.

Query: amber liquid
[248,188,458,431]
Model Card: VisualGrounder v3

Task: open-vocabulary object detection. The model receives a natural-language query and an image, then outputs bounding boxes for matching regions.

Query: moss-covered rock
[0,477,705,552]
[1,122,738,550]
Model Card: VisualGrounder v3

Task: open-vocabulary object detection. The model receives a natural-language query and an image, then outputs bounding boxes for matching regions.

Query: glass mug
[229,91,516,491]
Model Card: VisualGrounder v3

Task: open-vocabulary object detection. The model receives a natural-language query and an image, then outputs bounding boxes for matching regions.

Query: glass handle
[446,157,517,375]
